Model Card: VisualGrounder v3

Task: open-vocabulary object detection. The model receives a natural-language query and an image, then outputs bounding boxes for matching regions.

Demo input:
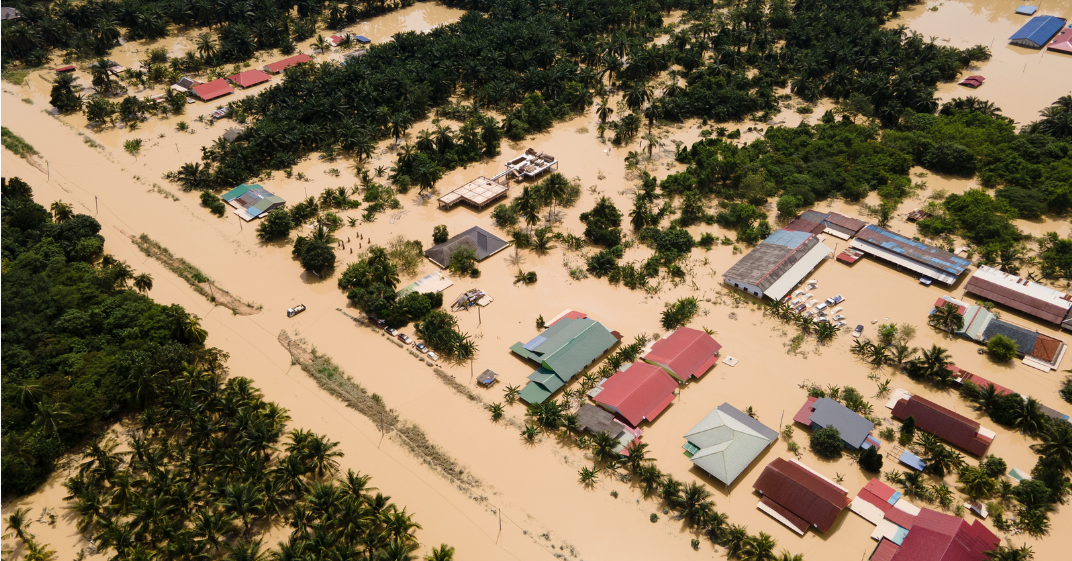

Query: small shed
[55,65,76,73]
[1015,5,1038,15]
[898,451,926,471]
[476,369,498,387]
[1009,15,1067,48]
[222,128,245,143]
[354,35,372,44]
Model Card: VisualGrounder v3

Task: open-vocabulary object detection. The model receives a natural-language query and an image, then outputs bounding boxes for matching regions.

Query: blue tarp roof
[899,451,927,471]
[1010,15,1066,45]
[354,35,371,44]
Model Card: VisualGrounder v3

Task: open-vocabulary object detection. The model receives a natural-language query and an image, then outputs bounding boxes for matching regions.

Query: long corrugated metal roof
[723,231,821,290]
[854,226,970,280]
[965,266,1072,324]
[1009,15,1066,46]
[892,396,991,456]
[763,241,833,300]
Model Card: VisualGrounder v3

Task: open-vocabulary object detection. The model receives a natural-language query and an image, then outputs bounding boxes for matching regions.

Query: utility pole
[95,195,98,215]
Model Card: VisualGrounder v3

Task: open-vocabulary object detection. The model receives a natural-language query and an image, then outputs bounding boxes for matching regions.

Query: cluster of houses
[172,53,313,103]
[437,149,560,212]
[1009,11,1072,53]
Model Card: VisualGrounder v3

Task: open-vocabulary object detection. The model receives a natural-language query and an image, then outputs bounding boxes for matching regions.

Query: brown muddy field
[3,2,1071,560]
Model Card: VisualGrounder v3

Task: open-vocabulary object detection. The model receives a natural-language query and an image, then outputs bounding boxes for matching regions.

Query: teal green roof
[221,183,258,202]
[512,318,619,403]
[252,195,285,212]
[519,383,552,404]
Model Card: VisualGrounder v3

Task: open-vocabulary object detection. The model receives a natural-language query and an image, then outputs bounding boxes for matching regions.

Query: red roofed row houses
[850,479,999,561]
[591,362,678,428]
[191,79,234,101]
[958,75,985,88]
[264,54,312,74]
[752,457,851,535]
[641,327,721,382]
[891,396,994,456]
[226,69,271,88]
[964,265,1072,325]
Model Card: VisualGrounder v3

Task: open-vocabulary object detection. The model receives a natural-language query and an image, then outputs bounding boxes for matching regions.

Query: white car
[831,306,844,314]
[397,333,413,345]
[833,314,846,321]
[427,351,440,362]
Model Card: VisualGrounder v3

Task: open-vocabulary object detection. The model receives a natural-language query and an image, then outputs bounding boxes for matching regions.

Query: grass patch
[1,126,39,157]
[2,69,29,85]
[278,329,484,498]
[131,233,260,314]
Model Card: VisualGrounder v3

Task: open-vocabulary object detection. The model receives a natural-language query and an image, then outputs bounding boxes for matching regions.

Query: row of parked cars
[367,314,439,362]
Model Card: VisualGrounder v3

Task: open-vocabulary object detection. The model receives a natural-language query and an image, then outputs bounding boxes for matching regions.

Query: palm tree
[579,465,600,487]
[721,524,750,559]
[195,33,217,62]
[50,201,74,222]
[740,532,777,561]
[596,98,613,124]
[503,384,520,404]
[815,321,839,343]
[133,273,153,294]
[1032,420,1072,470]
[539,173,570,222]
[1011,397,1046,435]
[924,444,965,477]
[4,508,31,543]
[776,552,804,561]
[637,464,662,496]
[376,539,417,561]
[424,544,455,561]
[958,466,997,500]
[591,431,619,465]
[985,544,1034,561]
[34,400,70,437]
[521,423,539,442]
[488,403,504,422]
[674,481,714,528]
[929,303,964,333]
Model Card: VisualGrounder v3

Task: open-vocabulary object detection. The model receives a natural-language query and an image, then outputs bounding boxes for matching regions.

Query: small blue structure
[354,35,371,44]
[1016,5,1038,15]
[898,451,927,472]
[1010,15,1067,48]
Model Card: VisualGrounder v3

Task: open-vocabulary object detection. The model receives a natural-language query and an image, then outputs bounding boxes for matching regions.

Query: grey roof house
[794,397,878,450]
[684,403,778,485]
[424,226,508,268]
[722,229,833,300]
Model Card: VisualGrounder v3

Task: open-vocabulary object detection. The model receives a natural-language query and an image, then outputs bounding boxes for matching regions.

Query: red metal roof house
[191,79,234,101]
[891,396,994,456]
[227,69,271,88]
[878,508,999,561]
[592,362,678,427]
[753,457,851,534]
[264,54,312,74]
[642,327,721,382]
[1049,28,1072,54]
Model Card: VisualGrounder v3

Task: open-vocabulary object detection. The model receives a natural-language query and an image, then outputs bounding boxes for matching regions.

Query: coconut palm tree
[133,273,153,294]
[923,444,965,477]
[1032,420,1072,470]
[958,466,997,501]
[591,431,619,465]
[674,481,714,528]
[637,464,662,496]
[815,321,839,343]
[579,465,599,487]
[929,303,964,333]
[740,532,777,561]
[4,508,31,543]
[425,544,455,561]
[503,384,520,404]
[985,544,1034,561]
[721,524,750,559]
[521,423,539,442]
[50,200,74,223]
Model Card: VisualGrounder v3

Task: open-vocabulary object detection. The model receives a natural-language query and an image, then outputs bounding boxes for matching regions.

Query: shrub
[985,334,1019,362]
[433,224,449,244]
[448,247,478,275]
[810,426,844,459]
[661,297,699,330]
[579,196,623,247]
[298,239,336,276]
[200,191,226,216]
[256,209,294,241]
[859,446,883,472]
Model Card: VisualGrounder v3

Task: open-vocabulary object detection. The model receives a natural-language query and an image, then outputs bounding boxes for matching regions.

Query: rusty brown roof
[1032,334,1062,363]
[753,457,850,533]
[892,396,990,456]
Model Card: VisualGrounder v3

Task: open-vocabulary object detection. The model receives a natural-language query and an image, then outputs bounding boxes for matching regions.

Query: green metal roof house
[221,184,286,221]
[511,317,620,403]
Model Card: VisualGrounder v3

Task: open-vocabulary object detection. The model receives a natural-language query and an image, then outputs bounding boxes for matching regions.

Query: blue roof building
[1009,15,1066,48]
[849,225,972,285]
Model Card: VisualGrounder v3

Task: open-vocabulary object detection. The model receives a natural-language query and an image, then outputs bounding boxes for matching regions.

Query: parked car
[415,343,429,354]
[368,315,386,328]
[852,325,864,338]
[385,327,399,336]
[397,333,413,345]
[815,302,828,311]
[833,314,846,321]
[826,295,845,305]
[427,351,440,362]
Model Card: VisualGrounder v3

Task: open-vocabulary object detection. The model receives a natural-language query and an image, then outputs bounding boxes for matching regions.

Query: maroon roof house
[753,457,851,535]
[891,396,994,456]
[872,507,999,561]
[642,327,721,382]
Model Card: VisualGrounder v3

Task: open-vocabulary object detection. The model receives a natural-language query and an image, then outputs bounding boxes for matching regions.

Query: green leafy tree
[256,209,295,241]
[432,225,449,245]
[809,426,843,459]
[986,335,1019,362]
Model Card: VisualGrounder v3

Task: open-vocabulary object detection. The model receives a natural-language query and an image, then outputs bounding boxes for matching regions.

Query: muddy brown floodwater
[3,2,1072,560]
[893,0,1072,124]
